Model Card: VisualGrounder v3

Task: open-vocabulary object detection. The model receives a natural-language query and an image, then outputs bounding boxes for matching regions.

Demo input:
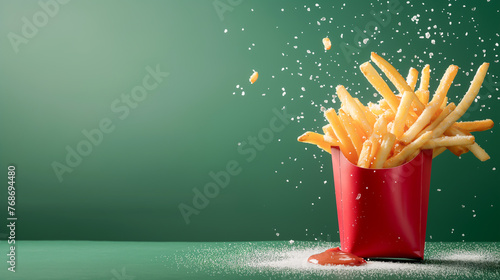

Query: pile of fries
[298,52,493,168]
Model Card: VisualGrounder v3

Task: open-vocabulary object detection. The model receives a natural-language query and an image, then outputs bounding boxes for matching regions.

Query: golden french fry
[432,147,447,158]
[298,52,491,167]
[323,37,331,50]
[447,146,469,157]
[324,108,358,164]
[358,140,373,168]
[249,71,258,84]
[297,132,335,154]
[417,103,456,136]
[374,116,389,137]
[382,110,396,122]
[370,52,425,113]
[322,124,338,140]
[360,62,401,114]
[418,64,430,92]
[446,125,490,161]
[414,64,430,107]
[392,140,405,155]
[421,135,475,149]
[354,98,377,127]
[368,102,384,115]
[336,85,373,136]
[371,132,397,168]
[383,131,433,168]
[466,142,490,161]
[443,127,470,157]
[406,149,421,163]
[430,65,458,106]
[441,96,448,109]
[297,131,339,146]
[415,89,430,105]
[399,64,458,143]
[392,91,414,138]
[432,63,490,138]
[341,104,368,140]
[455,119,494,132]
[406,67,419,91]
[316,143,332,154]
[414,64,431,108]
[402,102,456,144]
[338,109,364,156]
[367,116,388,163]
[387,121,394,133]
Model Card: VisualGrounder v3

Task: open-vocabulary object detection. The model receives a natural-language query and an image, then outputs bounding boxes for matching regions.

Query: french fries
[371,52,426,114]
[297,131,339,154]
[249,70,258,84]
[384,131,433,168]
[336,85,373,136]
[324,108,358,164]
[406,67,419,91]
[432,147,447,158]
[421,135,475,149]
[455,119,494,132]
[358,140,373,168]
[323,37,331,51]
[338,109,364,156]
[392,91,414,138]
[431,63,490,138]
[372,133,396,168]
[298,52,492,168]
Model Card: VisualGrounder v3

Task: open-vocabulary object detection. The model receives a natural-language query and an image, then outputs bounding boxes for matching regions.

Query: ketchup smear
[307,247,367,266]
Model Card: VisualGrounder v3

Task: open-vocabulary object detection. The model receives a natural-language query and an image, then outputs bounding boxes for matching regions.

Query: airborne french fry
[324,108,358,164]
[323,37,331,50]
[249,70,258,84]
[455,119,494,132]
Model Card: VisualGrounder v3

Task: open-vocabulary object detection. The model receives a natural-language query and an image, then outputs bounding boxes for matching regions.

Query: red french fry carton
[331,147,433,259]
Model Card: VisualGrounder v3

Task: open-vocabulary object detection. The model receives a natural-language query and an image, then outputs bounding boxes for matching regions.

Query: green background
[0,0,499,243]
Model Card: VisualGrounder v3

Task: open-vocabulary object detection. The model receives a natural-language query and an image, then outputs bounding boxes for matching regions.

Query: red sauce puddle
[307,247,367,266]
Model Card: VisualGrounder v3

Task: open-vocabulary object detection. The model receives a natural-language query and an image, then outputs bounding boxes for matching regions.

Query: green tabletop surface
[1,241,499,280]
